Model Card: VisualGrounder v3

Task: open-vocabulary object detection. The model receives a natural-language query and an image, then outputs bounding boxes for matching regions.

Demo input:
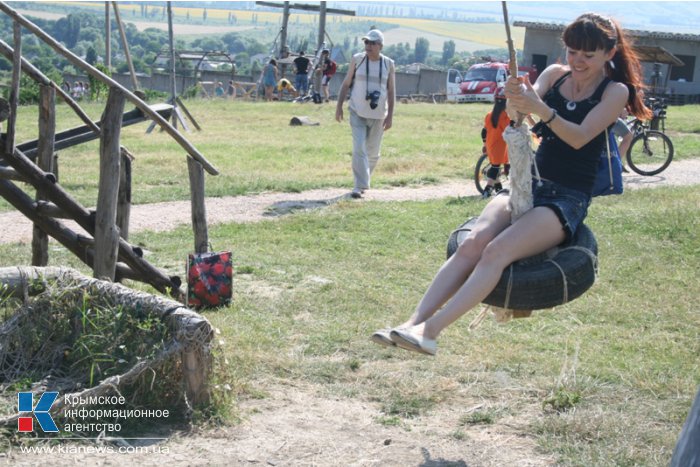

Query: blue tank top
[535,72,611,195]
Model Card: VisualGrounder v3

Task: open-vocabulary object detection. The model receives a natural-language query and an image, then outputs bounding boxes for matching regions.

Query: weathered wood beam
[0,2,218,175]
[5,22,21,156]
[32,84,55,266]
[94,87,125,281]
[0,38,100,134]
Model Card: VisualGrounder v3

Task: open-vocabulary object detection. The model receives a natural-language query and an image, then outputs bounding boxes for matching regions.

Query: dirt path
[1,159,699,246]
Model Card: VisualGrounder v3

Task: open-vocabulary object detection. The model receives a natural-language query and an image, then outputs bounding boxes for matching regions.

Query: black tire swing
[450,1,599,315]
[446,217,598,310]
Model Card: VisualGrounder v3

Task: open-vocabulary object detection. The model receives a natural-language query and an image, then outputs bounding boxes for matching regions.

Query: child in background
[480,88,510,198]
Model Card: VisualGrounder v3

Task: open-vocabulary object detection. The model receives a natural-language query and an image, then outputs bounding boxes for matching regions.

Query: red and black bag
[186,251,233,309]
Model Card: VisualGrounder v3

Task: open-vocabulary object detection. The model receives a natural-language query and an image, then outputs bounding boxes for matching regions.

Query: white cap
[362,29,384,44]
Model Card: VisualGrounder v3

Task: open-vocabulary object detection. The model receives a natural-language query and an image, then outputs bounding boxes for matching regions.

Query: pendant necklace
[566,80,579,111]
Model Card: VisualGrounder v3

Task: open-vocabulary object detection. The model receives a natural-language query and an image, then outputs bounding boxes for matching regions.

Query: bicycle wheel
[474,154,489,194]
[626,130,674,176]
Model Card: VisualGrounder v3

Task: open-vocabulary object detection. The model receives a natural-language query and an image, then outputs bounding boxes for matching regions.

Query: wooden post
[0,38,100,135]
[31,84,55,266]
[318,1,327,52]
[0,5,218,175]
[94,87,125,281]
[117,146,133,241]
[5,22,21,156]
[111,2,139,91]
[187,157,208,254]
[105,2,111,71]
[167,1,177,128]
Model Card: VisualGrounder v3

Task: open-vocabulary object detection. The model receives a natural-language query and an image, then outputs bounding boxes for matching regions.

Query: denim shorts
[532,180,591,243]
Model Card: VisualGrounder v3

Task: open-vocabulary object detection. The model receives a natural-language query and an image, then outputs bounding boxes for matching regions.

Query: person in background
[370,13,651,355]
[227,80,236,99]
[277,77,298,99]
[260,58,278,102]
[480,88,510,199]
[293,50,311,97]
[335,29,396,199]
[215,81,225,98]
[612,108,633,171]
[321,49,337,103]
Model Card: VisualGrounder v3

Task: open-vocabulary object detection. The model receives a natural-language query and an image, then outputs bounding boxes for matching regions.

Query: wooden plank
[187,157,208,253]
[0,3,218,175]
[4,22,21,156]
[0,166,24,181]
[94,87,125,281]
[0,38,100,134]
[2,144,180,295]
[117,146,133,240]
[32,84,55,266]
[111,2,139,91]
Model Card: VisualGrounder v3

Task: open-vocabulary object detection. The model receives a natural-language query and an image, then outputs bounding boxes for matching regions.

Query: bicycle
[624,97,674,176]
[474,153,509,195]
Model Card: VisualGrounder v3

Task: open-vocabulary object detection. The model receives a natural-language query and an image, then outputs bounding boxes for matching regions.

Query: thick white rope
[503,124,538,221]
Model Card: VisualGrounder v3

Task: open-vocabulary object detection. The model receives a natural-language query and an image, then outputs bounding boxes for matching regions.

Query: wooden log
[32,84,55,267]
[0,265,213,406]
[0,97,9,122]
[111,2,139,92]
[0,179,136,286]
[1,147,181,296]
[0,38,100,135]
[104,2,111,71]
[0,3,218,175]
[117,146,133,240]
[94,87,125,281]
[35,200,69,218]
[0,166,24,181]
[187,157,208,254]
[5,22,20,155]
[671,386,700,467]
[175,97,201,131]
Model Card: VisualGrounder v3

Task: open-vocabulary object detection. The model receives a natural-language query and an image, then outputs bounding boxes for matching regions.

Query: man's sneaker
[481,186,493,199]
[494,182,503,193]
[351,189,363,199]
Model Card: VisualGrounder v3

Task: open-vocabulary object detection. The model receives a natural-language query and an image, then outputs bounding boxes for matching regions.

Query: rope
[545,258,569,304]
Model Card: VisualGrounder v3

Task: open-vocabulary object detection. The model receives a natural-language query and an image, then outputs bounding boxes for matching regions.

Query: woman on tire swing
[371,13,651,356]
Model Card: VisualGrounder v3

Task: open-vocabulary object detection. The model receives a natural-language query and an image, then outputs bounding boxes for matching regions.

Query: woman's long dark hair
[490,98,507,128]
[563,13,651,119]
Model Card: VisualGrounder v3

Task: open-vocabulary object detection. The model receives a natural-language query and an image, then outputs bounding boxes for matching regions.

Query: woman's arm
[507,64,628,149]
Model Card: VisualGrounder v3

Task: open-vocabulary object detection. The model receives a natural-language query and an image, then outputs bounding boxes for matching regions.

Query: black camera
[366,90,381,109]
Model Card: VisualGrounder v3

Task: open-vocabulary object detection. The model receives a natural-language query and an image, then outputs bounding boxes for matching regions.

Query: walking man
[335,29,396,198]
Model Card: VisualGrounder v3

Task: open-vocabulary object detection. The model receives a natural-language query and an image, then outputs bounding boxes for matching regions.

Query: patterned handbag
[186,251,233,309]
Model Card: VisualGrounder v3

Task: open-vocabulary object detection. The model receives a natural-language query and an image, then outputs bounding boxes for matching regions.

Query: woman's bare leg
[399,194,512,328]
[417,205,566,339]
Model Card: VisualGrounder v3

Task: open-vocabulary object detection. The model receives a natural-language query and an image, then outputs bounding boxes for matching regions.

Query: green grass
[2,99,700,464]
[7,100,698,214]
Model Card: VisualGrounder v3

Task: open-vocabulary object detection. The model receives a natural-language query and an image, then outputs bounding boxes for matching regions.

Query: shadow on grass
[263,193,356,217]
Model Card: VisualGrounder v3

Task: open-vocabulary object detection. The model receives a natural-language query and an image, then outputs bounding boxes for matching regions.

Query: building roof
[513,21,700,42]
[514,21,690,65]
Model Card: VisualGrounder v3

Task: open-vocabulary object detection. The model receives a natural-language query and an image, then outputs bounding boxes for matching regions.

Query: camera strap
[366,54,383,97]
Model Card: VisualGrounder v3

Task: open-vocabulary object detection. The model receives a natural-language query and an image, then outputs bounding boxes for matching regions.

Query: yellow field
[60,2,521,48]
